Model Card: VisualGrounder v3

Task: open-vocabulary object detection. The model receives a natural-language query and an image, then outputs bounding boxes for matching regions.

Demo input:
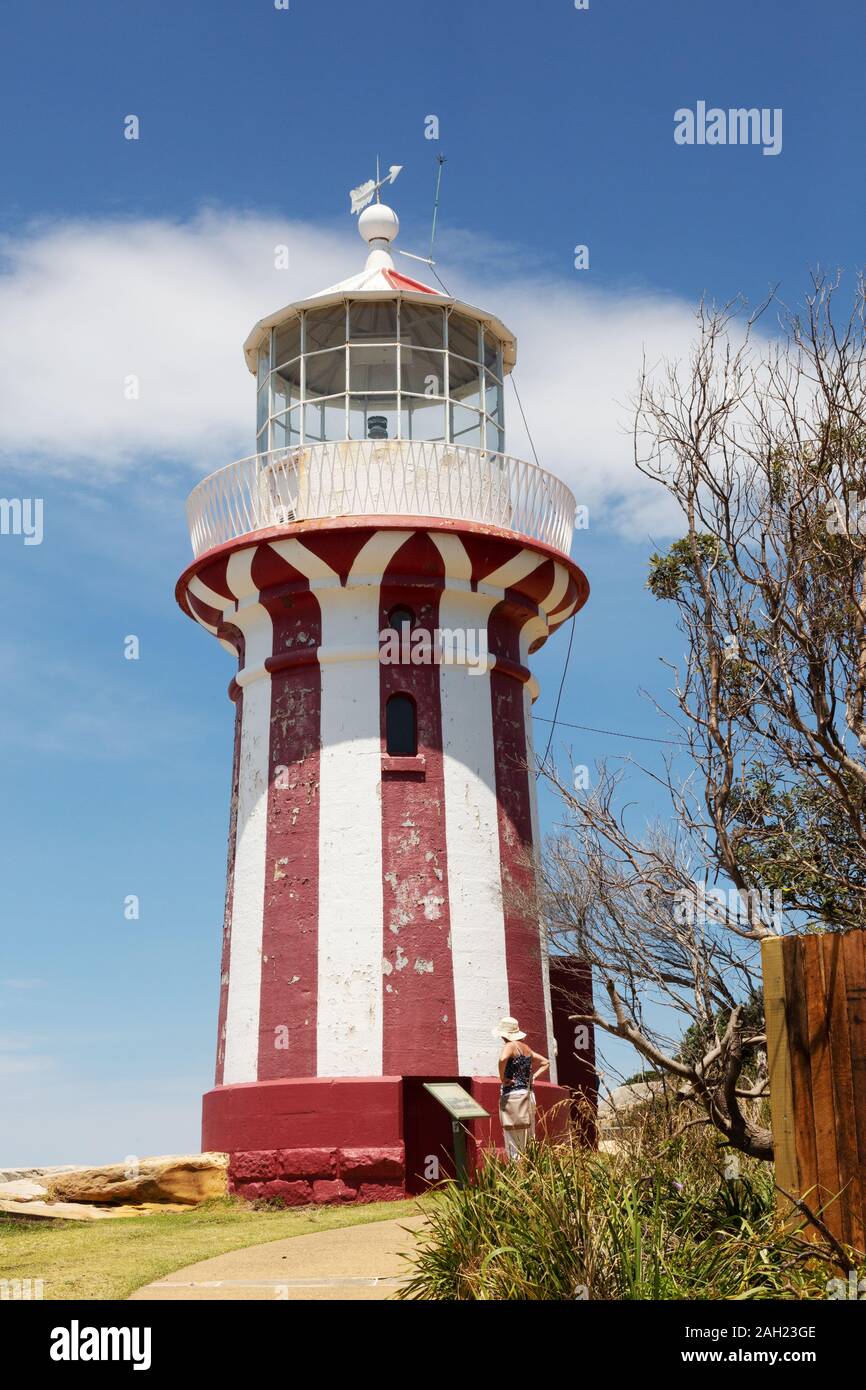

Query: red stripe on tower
[379,533,459,1075]
[254,541,324,1082]
[489,593,549,1049]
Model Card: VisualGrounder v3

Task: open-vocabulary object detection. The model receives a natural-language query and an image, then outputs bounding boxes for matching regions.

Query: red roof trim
[383,268,438,295]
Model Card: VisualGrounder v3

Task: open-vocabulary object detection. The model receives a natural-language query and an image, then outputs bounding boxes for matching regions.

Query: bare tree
[540,762,772,1159]
[540,273,866,1159]
[636,274,866,927]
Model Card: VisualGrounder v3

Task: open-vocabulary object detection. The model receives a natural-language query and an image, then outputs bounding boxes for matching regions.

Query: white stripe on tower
[221,547,273,1085]
[520,609,558,1081]
[432,533,511,1075]
[316,530,411,1077]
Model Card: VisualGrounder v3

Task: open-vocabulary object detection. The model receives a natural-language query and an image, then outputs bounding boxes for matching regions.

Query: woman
[494,1016,550,1161]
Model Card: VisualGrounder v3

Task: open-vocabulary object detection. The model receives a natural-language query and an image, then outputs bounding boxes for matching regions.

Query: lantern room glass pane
[272,359,301,416]
[349,394,398,440]
[448,313,480,362]
[400,347,445,397]
[401,397,446,442]
[450,404,483,447]
[484,373,504,426]
[349,345,397,392]
[303,397,345,443]
[274,320,301,368]
[256,339,271,389]
[401,304,445,350]
[483,330,502,376]
[257,380,269,434]
[448,354,483,411]
[349,301,398,341]
[304,305,346,353]
[271,408,301,450]
[304,348,346,399]
[485,418,504,454]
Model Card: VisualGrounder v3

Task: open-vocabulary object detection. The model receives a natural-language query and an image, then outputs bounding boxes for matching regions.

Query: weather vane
[349,158,403,215]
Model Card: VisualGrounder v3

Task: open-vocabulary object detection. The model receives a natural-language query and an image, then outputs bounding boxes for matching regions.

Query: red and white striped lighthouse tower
[177,189,590,1202]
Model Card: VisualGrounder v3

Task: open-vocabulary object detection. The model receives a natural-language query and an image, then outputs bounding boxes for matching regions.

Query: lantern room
[243,203,515,456]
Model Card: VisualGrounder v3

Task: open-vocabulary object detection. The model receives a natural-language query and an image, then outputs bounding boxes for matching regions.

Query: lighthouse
[177,189,591,1203]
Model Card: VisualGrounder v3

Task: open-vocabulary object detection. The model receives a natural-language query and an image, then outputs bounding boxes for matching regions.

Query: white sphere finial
[358,202,399,246]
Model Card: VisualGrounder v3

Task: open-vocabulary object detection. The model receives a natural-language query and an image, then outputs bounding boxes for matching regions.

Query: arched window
[386,694,417,757]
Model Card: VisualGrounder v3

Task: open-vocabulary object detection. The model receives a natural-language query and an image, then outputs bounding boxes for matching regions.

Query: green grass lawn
[0,1195,430,1301]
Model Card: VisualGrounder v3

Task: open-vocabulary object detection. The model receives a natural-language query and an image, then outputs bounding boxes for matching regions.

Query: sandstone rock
[0,1165,83,1184]
[0,1199,159,1221]
[0,1179,48,1202]
[45,1153,228,1206]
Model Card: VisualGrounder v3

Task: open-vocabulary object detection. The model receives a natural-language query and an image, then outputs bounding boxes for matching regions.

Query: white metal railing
[185,441,576,559]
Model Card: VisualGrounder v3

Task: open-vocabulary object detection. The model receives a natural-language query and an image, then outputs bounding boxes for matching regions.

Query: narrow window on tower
[386,693,417,757]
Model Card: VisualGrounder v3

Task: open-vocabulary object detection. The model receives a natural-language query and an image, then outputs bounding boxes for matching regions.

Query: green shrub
[398,1106,862,1300]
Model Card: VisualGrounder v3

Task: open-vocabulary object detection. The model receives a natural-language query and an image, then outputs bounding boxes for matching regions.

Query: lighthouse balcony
[185,440,576,560]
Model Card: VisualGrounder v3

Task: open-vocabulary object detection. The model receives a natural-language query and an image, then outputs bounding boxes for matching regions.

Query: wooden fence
[762,929,866,1252]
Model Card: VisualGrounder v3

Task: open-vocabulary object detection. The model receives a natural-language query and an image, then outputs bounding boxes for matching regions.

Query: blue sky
[1,0,863,1163]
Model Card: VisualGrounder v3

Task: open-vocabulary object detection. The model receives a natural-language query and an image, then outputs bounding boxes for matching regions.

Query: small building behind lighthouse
[177,183,592,1202]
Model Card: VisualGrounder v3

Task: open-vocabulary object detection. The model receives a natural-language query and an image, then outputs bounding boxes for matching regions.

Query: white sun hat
[492,1016,526,1041]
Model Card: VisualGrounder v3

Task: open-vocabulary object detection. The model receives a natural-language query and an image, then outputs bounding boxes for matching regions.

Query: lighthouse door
[402,1077,472,1195]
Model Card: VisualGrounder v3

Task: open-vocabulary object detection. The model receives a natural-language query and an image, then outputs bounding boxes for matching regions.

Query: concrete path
[129,1214,427,1302]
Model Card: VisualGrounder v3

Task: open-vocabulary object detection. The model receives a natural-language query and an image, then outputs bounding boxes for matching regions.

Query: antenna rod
[429,154,446,263]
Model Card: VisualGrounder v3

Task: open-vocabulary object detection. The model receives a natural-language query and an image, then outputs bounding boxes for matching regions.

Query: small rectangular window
[386,694,417,756]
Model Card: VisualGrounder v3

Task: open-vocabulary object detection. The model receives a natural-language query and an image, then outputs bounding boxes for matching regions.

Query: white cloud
[0,209,701,535]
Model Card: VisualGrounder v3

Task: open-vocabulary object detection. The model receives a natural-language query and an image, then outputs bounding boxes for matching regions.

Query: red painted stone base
[204,1074,577,1205]
[229,1147,406,1206]
[204,1077,407,1205]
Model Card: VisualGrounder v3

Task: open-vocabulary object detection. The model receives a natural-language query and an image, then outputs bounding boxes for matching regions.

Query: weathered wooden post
[762,930,866,1251]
